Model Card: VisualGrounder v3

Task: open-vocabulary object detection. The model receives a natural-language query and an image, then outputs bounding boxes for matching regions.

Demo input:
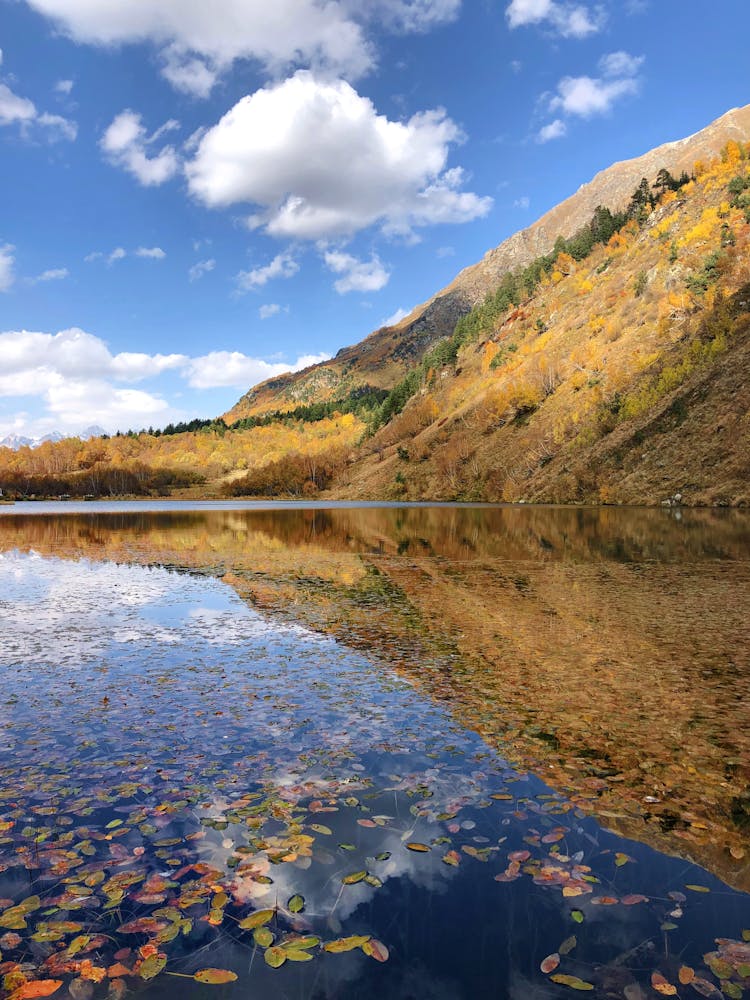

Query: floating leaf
[549,974,594,991]
[571,910,584,924]
[621,894,649,905]
[309,824,332,835]
[651,972,677,996]
[559,936,576,956]
[193,969,238,984]
[689,978,724,998]
[342,871,367,885]
[685,884,710,893]
[614,852,631,867]
[442,850,461,867]
[324,936,371,953]
[540,953,560,974]
[239,909,275,930]
[8,983,63,1000]
[362,939,389,962]
[284,950,314,962]
[406,843,430,852]
[287,895,305,914]
[253,928,274,948]
[138,954,166,981]
[282,936,319,951]
[264,947,286,969]
[678,967,695,985]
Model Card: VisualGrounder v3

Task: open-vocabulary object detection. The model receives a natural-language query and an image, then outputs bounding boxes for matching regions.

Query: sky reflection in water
[0,518,749,999]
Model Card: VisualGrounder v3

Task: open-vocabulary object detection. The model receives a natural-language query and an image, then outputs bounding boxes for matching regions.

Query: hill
[225,104,750,424]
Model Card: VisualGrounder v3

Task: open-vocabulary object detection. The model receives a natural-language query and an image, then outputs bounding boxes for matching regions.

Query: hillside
[225,104,750,423]
[332,142,750,506]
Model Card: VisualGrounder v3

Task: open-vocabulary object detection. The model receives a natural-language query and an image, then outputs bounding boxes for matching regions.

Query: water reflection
[2,549,750,999]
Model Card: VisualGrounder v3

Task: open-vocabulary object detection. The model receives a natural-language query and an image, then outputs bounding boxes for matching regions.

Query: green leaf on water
[193,969,238,984]
[571,910,584,924]
[264,947,286,969]
[342,871,367,885]
[139,954,166,981]
[253,928,274,948]
[238,908,275,930]
[324,935,371,953]
[287,894,305,914]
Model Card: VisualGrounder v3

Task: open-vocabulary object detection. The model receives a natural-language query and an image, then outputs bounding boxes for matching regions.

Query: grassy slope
[334,152,750,506]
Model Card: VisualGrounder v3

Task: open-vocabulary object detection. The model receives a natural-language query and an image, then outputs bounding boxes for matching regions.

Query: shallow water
[0,505,749,999]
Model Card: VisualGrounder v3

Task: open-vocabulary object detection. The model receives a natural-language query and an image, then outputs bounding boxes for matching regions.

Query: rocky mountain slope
[226,105,750,423]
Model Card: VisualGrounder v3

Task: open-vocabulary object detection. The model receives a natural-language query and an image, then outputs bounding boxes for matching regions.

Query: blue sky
[0,0,748,438]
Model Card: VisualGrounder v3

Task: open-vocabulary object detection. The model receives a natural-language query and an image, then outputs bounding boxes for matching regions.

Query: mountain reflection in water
[0,504,749,999]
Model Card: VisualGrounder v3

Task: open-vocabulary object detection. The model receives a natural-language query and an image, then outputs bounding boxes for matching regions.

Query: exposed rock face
[226,105,750,422]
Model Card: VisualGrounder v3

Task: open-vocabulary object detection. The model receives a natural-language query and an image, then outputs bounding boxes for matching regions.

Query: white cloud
[0,244,15,292]
[54,78,74,95]
[136,246,166,259]
[108,247,126,264]
[189,258,216,282]
[505,0,603,37]
[0,327,333,435]
[550,73,640,119]
[436,245,455,258]
[0,83,36,125]
[599,50,644,78]
[537,51,643,139]
[21,0,459,96]
[183,350,330,389]
[324,250,390,294]
[237,251,299,291]
[30,267,69,283]
[353,0,460,33]
[36,111,78,140]
[537,118,567,142]
[0,81,76,140]
[100,110,180,186]
[259,303,286,319]
[381,306,410,326]
[186,72,490,241]
[22,0,372,95]
[514,195,530,209]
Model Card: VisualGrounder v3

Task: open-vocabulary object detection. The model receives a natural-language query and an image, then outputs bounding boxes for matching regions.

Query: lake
[1,503,749,999]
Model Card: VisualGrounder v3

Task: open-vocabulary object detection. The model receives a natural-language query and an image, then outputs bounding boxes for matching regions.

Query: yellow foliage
[482,341,500,373]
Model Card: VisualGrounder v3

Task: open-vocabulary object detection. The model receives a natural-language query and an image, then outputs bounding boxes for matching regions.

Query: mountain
[226,104,750,423]
[0,425,107,451]
[0,434,35,451]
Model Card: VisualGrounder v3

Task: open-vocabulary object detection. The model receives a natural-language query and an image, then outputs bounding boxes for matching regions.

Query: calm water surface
[0,504,749,1000]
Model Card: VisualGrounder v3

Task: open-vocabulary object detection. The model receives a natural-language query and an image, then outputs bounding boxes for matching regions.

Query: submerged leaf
[540,953,560,974]
[549,974,594,991]
[362,939,389,962]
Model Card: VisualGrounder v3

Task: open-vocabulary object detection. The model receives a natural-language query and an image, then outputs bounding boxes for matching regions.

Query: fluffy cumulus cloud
[537,118,567,143]
[135,246,166,259]
[236,251,299,291]
[323,250,390,294]
[186,72,491,241]
[0,80,77,140]
[0,327,331,434]
[505,0,604,37]
[0,244,15,292]
[22,0,460,97]
[538,51,643,139]
[100,110,180,186]
[183,350,330,389]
